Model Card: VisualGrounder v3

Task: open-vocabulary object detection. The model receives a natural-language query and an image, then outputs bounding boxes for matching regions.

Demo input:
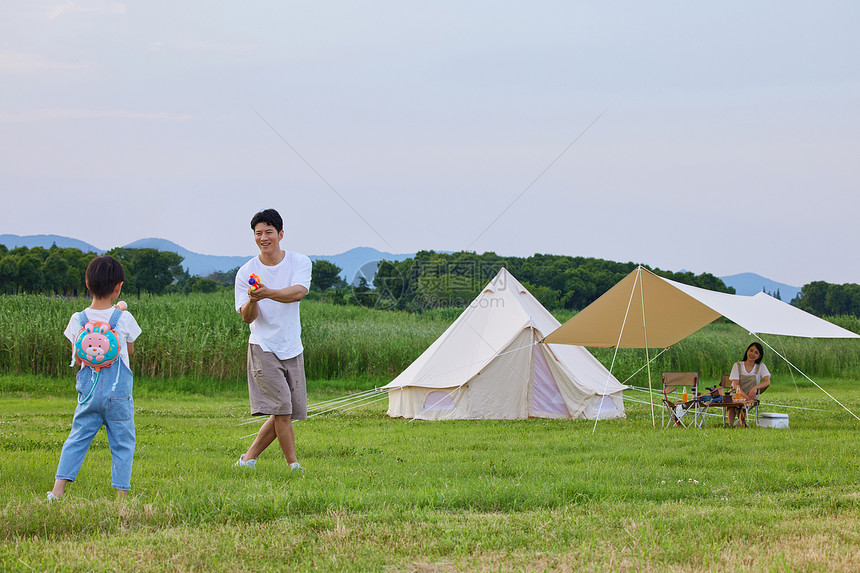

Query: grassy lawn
[1,377,859,572]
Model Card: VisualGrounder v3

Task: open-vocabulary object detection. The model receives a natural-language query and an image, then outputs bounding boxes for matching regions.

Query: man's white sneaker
[289,462,303,471]
[46,492,60,504]
[233,455,256,469]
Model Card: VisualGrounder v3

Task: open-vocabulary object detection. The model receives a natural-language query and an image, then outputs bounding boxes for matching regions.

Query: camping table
[697,398,758,427]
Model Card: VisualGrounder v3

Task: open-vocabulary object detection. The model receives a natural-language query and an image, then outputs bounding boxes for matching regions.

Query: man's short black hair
[250,209,283,233]
[86,256,125,299]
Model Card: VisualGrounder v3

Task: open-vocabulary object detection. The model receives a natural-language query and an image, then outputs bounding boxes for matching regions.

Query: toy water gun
[249,273,262,291]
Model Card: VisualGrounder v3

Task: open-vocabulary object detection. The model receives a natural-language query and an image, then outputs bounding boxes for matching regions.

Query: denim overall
[55,309,135,491]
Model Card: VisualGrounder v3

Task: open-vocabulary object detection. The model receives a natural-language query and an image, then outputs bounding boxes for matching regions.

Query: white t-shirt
[729,362,771,382]
[64,308,142,369]
[234,251,312,360]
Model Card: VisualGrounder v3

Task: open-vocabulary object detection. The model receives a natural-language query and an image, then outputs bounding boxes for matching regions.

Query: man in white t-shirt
[233,209,312,471]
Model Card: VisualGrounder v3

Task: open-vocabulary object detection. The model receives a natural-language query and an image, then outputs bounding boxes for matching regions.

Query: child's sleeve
[123,312,142,343]
[64,313,79,367]
[63,313,80,344]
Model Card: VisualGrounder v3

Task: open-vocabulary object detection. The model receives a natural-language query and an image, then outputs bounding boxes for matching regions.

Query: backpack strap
[108,308,123,330]
[79,309,121,329]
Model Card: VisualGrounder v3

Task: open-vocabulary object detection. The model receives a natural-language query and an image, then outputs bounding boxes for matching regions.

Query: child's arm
[71,342,82,366]
[127,341,134,356]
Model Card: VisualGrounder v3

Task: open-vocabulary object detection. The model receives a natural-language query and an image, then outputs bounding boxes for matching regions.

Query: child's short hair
[86,256,125,298]
[250,209,283,233]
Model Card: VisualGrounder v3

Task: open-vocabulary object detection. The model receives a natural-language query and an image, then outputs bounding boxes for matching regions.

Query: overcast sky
[2,1,858,286]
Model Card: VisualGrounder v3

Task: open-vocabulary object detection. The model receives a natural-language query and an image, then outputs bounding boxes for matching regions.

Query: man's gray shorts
[246,344,307,420]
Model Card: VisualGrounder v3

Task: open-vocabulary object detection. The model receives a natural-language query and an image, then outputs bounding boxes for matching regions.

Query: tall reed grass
[1,293,857,384]
[0,293,449,382]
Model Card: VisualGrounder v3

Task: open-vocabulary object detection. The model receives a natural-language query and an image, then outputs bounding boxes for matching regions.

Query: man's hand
[241,282,308,324]
[248,283,271,302]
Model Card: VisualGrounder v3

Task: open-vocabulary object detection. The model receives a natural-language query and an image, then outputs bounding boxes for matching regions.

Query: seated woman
[727,342,771,426]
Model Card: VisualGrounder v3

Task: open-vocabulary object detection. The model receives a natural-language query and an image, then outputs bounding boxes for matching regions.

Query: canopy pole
[594,266,645,433]
[637,268,656,427]
[755,334,860,422]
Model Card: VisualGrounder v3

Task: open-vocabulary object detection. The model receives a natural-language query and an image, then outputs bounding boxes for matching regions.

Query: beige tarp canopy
[544,267,859,349]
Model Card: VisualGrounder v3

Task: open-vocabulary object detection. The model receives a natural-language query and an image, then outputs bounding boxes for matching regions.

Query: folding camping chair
[661,372,702,428]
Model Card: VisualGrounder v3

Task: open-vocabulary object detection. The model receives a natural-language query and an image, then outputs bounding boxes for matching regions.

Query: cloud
[0,109,195,122]
[147,40,258,54]
[47,1,127,20]
[0,51,88,72]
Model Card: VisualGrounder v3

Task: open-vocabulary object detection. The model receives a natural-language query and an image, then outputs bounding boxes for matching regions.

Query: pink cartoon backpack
[75,320,121,370]
[73,305,124,403]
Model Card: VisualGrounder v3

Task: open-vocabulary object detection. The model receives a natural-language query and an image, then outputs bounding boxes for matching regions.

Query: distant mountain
[719,272,801,302]
[0,234,413,281]
[123,238,251,277]
[310,247,414,286]
[0,234,103,253]
[122,241,415,281]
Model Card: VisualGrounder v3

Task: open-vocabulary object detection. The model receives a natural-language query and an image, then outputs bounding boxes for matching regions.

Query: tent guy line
[306,392,389,419]
[615,348,671,386]
[238,392,391,440]
[307,388,385,412]
[466,107,609,251]
[235,388,387,427]
[253,107,395,250]
[753,334,859,421]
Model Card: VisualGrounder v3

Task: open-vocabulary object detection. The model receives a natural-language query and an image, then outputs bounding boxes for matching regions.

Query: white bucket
[758,412,789,429]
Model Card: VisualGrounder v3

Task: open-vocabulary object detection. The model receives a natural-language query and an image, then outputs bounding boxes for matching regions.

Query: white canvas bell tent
[384,268,627,421]
[543,266,860,422]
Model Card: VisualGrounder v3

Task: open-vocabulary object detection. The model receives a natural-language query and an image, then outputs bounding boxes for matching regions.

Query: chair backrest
[662,371,698,395]
[720,375,732,388]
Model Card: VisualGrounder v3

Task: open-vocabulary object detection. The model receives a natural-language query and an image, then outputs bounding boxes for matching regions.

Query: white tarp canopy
[383,268,627,420]
[544,267,859,349]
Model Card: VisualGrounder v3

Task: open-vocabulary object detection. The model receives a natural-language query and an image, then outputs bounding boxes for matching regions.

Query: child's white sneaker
[233,454,256,469]
[289,462,303,472]
[46,492,60,504]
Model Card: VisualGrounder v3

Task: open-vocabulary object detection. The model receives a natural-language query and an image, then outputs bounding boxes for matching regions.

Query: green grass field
[2,293,859,570]
[2,376,859,572]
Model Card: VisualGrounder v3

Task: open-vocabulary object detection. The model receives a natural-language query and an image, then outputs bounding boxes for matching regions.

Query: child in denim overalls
[48,256,141,502]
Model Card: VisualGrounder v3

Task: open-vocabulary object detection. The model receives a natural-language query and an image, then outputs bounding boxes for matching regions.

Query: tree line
[0,244,212,296]
[5,244,859,318]
[312,251,736,313]
[792,281,860,317]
